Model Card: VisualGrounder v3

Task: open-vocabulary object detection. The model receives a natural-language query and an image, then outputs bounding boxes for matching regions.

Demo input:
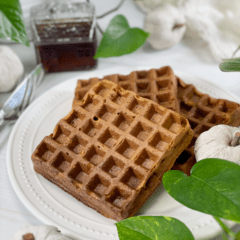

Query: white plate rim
[7,66,240,240]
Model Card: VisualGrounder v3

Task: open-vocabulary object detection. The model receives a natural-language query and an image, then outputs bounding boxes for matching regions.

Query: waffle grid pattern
[73,67,240,175]
[74,66,179,112]
[32,80,191,220]
[173,77,240,173]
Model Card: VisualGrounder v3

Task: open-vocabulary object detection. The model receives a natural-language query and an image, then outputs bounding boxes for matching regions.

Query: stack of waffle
[73,66,240,175]
[32,66,240,221]
[32,79,192,221]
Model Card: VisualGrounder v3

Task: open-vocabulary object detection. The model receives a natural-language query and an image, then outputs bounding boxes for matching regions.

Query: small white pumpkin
[195,125,240,164]
[0,46,24,92]
[13,225,71,240]
[143,3,186,50]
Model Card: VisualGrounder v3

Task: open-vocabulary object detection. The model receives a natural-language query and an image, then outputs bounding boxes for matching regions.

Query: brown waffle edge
[73,66,180,112]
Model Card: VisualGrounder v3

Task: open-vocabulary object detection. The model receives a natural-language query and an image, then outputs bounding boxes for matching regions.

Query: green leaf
[0,0,29,46]
[94,14,149,58]
[116,216,194,240]
[221,233,228,240]
[214,216,237,239]
[236,231,240,240]
[219,58,240,72]
[163,159,240,223]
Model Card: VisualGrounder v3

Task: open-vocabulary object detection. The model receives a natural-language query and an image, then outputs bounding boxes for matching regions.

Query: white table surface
[1,0,240,239]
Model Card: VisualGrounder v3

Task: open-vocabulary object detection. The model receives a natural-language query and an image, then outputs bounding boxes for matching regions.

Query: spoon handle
[1,64,44,120]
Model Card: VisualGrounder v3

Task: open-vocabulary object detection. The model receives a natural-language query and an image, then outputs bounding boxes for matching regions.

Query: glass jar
[31,1,97,73]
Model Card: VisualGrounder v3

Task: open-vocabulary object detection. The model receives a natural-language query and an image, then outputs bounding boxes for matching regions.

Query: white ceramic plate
[7,67,240,240]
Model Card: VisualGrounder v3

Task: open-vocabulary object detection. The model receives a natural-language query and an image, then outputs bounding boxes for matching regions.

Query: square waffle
[74,66,180,112]
[32,80,193,221]
[172,77,240,175]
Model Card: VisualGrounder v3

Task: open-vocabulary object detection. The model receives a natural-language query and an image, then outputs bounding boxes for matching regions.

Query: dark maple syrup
[35,31,97,72]
[31,2,97,72]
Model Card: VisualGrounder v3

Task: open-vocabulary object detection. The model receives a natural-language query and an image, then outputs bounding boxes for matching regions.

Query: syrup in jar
[31,1,97,72]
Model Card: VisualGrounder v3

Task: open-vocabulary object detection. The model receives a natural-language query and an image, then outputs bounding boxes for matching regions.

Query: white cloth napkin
[135,0,240,63]
[179,0,240,62]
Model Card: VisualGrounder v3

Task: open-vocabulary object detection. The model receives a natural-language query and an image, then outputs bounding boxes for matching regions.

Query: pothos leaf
[219,58,240,72]
[221,233,228,240]
[163,158,240,223]
[236,231,240,240]
[94,14,149,58]
[0,0,29,46]
[116,216,194,240]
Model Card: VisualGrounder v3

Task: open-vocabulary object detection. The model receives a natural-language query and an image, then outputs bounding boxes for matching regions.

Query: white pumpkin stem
[23,233,35,240]
[230,132,240,146]
[173,23,185,30]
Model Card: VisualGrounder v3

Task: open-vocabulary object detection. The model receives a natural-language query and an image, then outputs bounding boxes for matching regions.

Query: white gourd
[143,3,186,50]
[13,225,71,240]
[195,125,240,164]
[0,46,24,92]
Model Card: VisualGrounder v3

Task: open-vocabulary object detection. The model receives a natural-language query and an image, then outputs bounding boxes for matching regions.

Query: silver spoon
[0,64,44,129]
